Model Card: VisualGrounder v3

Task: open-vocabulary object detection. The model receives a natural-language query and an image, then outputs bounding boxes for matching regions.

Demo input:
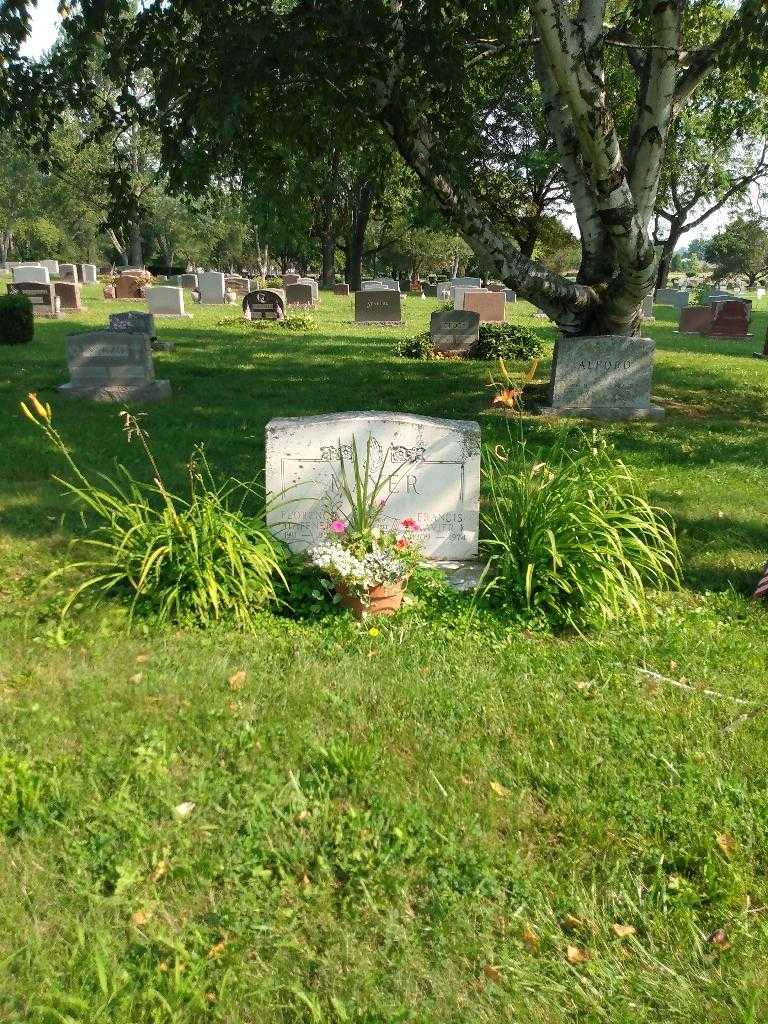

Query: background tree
[703,214,768,286]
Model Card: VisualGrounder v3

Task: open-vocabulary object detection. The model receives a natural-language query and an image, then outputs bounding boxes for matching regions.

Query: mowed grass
[1,285,768,1022]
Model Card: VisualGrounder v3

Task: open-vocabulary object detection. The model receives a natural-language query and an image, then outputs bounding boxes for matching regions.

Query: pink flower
[396,537,409,550]
[401,518,421,531]
[329,520,346,534]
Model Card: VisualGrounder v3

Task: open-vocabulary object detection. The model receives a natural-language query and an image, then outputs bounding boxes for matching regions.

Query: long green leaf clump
[481,431,680,629]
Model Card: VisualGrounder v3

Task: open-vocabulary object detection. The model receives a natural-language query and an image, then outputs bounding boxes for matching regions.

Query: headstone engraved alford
[8,281,61,317]
[542,335,664,421]
[265,411,481,559]
[430,309,480,355]
[242,289,285,319]
[60,330,171,402]
[354,288,403,324]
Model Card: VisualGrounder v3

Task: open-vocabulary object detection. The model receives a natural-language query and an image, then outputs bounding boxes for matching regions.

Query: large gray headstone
[655,288,689,309]
[198,271,226,304]
[430,309,480,355]
[60,330,170,402]
[354,289,403,323]
[265,411,481,559]
[109,310,156,336]
[13,265,50,285]
[59,263,79,283]
[542,335,663,421]
[80,263,98,284]
[8,281,61,317]
[147,285,188,317]
[285,283,316,306]
[178,273,198,289]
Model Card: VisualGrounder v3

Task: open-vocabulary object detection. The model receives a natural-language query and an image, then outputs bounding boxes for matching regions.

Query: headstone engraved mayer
[355,289,403,324]
[430,309,480,355]
[265,411,481,560]
[8,281,61,318]
[60,331,171,402]
[542,335,664,421]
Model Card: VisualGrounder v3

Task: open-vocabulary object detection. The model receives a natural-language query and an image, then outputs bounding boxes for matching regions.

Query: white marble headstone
[13,265,50,285]
[265,411,481,559]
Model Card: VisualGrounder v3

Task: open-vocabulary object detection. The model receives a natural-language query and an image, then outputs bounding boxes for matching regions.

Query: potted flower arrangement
[306,439,423,618]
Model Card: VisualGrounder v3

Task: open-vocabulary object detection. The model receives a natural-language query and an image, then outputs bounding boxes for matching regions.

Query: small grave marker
[430,309,480,355]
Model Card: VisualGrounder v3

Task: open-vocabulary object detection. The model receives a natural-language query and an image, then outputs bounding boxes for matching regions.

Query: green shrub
[395,330,437,359]
[0,753,59,835]
[0,292,34,345]
[21,398,286,627]
[481,432,680,630]
[473,322,543,360]
[217,311,317,331]
[397,321,543,361]
[265,276,283,288]
[281,311,317,330]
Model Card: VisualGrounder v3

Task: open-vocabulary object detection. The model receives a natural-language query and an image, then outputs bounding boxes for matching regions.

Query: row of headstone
[10,262,97,285]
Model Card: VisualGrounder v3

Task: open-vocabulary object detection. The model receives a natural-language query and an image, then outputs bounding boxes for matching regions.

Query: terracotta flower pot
[337,580,406,619]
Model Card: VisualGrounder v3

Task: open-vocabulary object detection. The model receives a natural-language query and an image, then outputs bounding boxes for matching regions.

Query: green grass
[2,285,768,1022]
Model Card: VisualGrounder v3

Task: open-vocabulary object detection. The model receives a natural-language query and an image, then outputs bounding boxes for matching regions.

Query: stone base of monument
[58,380,172,403]
[538,335,665,422]
[432,560,486,592]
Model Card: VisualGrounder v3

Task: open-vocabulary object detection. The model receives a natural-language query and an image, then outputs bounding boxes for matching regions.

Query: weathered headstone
[265,411,481,559]
[451,276,483,289]
[146,286,189,317]
[641,293,655,320]
[354,289,403,324]
[422,283,438,298]
[198,271,227,304]
[333,283,350,296]
[13,265,50,285]
[41,259,60,276]
[285,283,316,306]
[283,274,301,286]
[655,288,689,309]
[361,280,385,291]
[678,305,713,334]
[225,275,251,297]
[430,309,480,355]
[8,281,61,317]
[54,281,84,311]
[59,263,79,283]
[114,274,144,299]
[80,263,98,284]
[298,278,320,303]
[242,289,285,319]
[709,300,751,338]
[109,310,156,336]
[452,285,484,311]
[541,335,664,420]
[178,273,199,289]
[463,290,505,323]
[60,331,171,402]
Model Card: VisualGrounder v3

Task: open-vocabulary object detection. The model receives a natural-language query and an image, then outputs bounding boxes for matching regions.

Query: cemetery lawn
[2,287,768,1023]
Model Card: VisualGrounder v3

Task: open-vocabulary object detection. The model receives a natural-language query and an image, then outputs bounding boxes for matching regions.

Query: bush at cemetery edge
[397,321,543,361]
[0,293,34,345]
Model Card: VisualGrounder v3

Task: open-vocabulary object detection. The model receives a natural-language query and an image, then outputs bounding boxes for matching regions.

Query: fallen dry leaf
[561,914,585,931]
[489,780,510,798]
[151,860,168,882]
[129,672,143,684]
[296,809,311,823]
[708,928,732,950]
[566,945,591,964]
[716,833,736,858]
[173,801,196,819]
[131,908,153,926]
[612,923,637,939]
[228,670,247,691]
[207,940,227,959]
[135,653,150,664]
[520,927,540,952]
[483,964,503,984]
